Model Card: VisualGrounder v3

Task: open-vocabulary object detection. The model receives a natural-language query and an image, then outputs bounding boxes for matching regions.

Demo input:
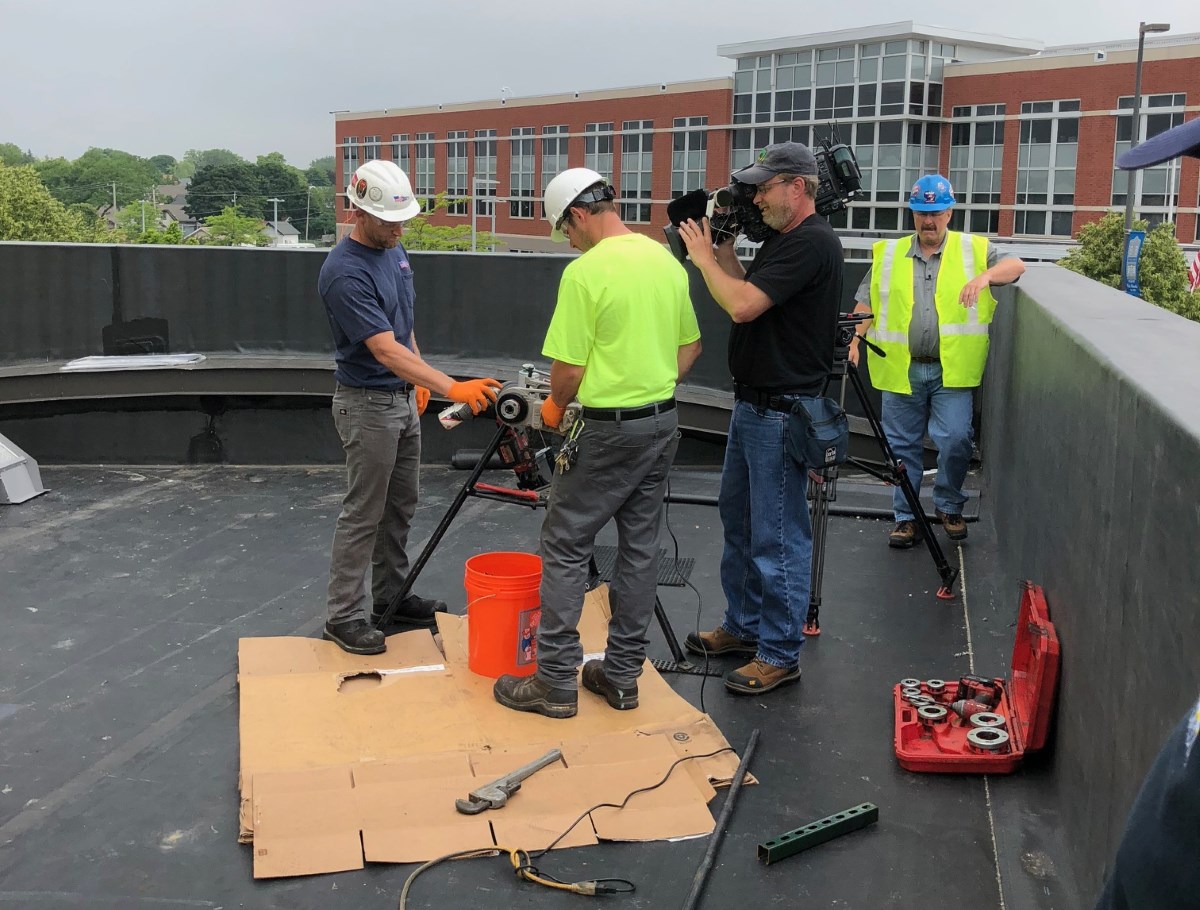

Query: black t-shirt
[728,214,843,394]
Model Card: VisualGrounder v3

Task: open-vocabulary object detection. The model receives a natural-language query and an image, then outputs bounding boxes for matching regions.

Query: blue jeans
[717,400,812,669]
[881,361,973,521]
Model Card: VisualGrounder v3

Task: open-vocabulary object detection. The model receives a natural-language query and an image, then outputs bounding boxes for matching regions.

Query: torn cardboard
[238,585,747,878]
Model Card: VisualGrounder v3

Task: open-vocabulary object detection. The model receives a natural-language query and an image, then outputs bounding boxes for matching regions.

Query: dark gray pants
[536,410,679,690]
[326,383,421,625]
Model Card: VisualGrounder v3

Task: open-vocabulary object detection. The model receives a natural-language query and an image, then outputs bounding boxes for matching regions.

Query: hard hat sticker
[368,186,383,201]
[355,179,368,198]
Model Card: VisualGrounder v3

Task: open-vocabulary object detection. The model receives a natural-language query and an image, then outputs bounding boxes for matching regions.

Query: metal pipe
[681,728,760,910]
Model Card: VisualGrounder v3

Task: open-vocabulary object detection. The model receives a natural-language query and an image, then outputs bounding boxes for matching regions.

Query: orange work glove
[447,378,501,415]
[540,396,566,429]
[414,386,430,415]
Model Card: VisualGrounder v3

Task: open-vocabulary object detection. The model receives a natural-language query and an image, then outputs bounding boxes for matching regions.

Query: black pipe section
[681,727,760,910]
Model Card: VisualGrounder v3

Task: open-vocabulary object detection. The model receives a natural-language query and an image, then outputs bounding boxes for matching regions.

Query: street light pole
[1123,21,1171,233]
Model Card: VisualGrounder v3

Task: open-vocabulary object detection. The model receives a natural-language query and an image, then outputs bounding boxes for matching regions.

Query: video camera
[663,135,862,262]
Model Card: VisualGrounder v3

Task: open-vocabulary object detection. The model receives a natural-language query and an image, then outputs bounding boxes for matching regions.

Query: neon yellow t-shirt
[541,233,701,408]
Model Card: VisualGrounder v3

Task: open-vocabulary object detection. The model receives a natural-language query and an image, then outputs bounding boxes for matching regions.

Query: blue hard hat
[908,174,956,212]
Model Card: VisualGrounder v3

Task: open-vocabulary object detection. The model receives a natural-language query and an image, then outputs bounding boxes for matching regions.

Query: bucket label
[517,607,541,666]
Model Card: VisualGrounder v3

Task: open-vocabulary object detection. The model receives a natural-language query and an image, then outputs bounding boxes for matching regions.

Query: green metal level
[757,802,879,865]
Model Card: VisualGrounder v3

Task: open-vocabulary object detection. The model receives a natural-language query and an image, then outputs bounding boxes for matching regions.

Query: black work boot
[493,674,577,719]
[323,618,386,655]
[581,659,638,710]
[372,593,448,630]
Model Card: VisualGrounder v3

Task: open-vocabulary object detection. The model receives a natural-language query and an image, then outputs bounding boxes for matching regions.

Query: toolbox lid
[1008,581,1060,753]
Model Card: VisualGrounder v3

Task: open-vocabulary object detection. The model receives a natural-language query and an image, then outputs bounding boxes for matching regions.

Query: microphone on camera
[666,188,710,227]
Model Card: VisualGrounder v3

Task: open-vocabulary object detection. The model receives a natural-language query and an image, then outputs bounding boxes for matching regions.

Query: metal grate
[592,545,694,587]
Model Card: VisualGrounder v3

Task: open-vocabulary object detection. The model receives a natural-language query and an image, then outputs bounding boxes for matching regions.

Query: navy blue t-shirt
[318,237,416,389]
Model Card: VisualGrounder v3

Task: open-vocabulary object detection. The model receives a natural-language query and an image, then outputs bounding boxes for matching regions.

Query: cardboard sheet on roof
[238,585,748,878]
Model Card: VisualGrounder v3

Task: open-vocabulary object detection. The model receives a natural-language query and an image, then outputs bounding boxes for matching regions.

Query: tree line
[0,143,338,244]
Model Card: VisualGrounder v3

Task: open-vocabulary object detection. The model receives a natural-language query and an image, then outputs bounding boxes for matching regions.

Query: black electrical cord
[397,748,734,908]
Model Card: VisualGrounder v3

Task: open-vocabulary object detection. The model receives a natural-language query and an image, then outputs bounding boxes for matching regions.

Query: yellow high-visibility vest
[865,231,997,394]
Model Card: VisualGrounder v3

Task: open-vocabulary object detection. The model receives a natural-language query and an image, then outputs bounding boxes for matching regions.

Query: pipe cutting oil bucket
[464,551,542,678]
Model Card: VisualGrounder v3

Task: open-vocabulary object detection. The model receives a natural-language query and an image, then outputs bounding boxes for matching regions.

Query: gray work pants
[536,409,679,690]
[326,383,421,625]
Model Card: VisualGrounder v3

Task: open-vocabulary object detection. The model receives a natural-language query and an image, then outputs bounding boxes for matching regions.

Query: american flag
[1190,254,1200,294]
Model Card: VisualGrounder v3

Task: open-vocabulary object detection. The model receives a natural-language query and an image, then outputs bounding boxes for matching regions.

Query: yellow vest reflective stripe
[866,232,997,394]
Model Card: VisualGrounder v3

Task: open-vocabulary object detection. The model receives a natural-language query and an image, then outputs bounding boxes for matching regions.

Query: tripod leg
[374,421,510,630]
[804,466,834,636]
[849,368,960,598]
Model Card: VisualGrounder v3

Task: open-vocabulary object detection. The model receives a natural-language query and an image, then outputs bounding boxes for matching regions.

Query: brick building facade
[333,22,1200,249]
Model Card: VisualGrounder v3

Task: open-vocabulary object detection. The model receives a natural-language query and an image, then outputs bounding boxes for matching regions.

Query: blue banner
[1124,230,1146,297]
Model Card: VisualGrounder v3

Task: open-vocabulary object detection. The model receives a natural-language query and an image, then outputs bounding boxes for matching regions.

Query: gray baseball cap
[731,142,819,184]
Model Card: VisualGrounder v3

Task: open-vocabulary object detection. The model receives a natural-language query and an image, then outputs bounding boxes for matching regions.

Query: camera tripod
[802,316,959,637]
[372,418,719,677]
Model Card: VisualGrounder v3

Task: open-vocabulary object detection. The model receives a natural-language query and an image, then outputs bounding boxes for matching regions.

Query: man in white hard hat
[319,159,502,655]
[492,167,702,718]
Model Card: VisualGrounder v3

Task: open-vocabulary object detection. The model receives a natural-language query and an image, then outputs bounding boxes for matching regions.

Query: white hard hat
[544,167,608,242]
[346,159,421,223]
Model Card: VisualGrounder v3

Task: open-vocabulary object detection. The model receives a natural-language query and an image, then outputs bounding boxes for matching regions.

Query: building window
[672,116,707,198]
[772,51,812,123]
[620,120,653,223]
[474,129,497,216]
[1016,100,1078,237]
[949,105,1005,235]
[510,127,535,219]
[1111,93,1186,227]
[363,135,381,161]
[413,133,435,206]
[584,122,614,181]
[541,125,569,217]
[342,136,359,197]
[446,131,468,216]
[734,55,777,126]
[391,134,410,174]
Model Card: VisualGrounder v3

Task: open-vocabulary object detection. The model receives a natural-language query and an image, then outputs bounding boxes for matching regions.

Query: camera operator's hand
[677,218,717,268]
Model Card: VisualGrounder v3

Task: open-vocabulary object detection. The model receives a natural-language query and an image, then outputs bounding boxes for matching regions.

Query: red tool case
[893,581,1060,774]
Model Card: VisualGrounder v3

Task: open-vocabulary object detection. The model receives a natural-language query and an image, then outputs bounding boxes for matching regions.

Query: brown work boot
[936,510,968,541]
[888,520,922,549]
[724,659,801,695]
[685,627,758,658]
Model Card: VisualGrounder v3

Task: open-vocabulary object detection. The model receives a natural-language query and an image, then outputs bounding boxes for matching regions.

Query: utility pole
[111,182,117,213]
[304,186,314,242]
[141,199,146,234]
[267,197,284,245]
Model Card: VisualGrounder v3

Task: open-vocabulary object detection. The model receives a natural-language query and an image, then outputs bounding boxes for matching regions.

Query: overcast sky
[2,0,1195,168]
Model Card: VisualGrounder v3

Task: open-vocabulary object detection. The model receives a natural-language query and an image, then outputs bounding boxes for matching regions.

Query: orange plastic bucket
[464,551,542,678]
